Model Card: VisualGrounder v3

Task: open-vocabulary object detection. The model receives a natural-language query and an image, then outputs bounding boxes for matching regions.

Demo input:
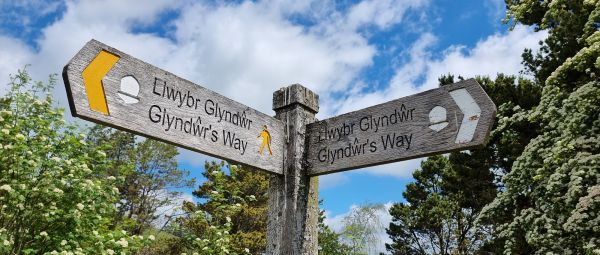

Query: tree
[87,126,194,234]
[176,161,267,254]
[386,74,543,254]
[387,156,463,255]
[317,201,352,255]
[339,203,386,255]
[479,1,600,253]
[0,69,149,254]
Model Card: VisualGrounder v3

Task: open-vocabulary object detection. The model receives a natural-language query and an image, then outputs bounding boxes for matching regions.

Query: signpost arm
[267,84,319,255]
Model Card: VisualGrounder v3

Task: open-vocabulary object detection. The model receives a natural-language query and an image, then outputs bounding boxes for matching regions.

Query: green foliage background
[0,70,150,254]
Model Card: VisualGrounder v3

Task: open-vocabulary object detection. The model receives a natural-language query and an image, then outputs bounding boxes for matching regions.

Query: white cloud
[324,202,394,255]
[328,25,546,118]
[346,0,428,30]
[167,1,377,113]
[355,158,423,178]
[0,36,34,93]
[319,172,350,189]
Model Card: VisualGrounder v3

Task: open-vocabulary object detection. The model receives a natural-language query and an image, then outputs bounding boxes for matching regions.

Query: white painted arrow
[449,88,481,143]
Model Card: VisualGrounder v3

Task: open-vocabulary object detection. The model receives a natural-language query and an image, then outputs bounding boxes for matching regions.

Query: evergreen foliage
[86,126,194,235]
[479,1,600,253]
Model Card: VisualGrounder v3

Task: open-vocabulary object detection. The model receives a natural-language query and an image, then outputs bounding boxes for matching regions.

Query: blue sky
[0,0,547,252]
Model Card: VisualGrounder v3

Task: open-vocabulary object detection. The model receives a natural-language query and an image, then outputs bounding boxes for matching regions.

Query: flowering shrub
[0,69,150,254]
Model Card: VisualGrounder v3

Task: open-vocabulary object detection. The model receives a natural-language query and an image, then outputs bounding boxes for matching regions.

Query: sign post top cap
[273,84,319,113]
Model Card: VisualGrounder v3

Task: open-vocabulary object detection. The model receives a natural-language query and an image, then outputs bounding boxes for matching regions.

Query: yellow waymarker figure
[82,50,120,115]
[258,125,272,155]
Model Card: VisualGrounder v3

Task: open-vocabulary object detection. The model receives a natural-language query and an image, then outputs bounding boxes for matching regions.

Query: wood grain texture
[306,79,496,176]
[63,39,284,174]
[267,85,319,255]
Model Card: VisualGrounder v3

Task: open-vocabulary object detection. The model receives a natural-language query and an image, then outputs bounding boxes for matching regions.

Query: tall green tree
[0,69,149,254]
[386,156,467,255]
[87,126,194,235]
[177,161,267,254]
[479,0,600,253]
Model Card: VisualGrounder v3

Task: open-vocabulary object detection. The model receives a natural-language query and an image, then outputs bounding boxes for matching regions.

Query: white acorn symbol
[428,106,448,132]
[118,75,140,104]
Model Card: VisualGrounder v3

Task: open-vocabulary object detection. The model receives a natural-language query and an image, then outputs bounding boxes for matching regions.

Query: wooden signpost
[63,40,284,174]
[305,79,496,176]
[63,39,496,255]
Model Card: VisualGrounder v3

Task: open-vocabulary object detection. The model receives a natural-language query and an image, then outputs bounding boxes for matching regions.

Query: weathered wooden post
[267,84,320,255]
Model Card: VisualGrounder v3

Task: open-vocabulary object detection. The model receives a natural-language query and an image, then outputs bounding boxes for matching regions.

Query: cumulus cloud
[0,36,33,93]
[329,25,546,116]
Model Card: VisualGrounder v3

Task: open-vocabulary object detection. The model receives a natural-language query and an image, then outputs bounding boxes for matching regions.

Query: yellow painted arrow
[82,50,120,115]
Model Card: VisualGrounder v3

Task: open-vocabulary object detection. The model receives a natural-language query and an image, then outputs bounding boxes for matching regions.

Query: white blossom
[61,240,67,246]
[76,203,84,210]
[0,185,13,193]
[39,231,48,237]
[148,235,155,241]
[116,238,128,247]
[1,129,9,135]
[106,249,115,255]
[15,133,25,140]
